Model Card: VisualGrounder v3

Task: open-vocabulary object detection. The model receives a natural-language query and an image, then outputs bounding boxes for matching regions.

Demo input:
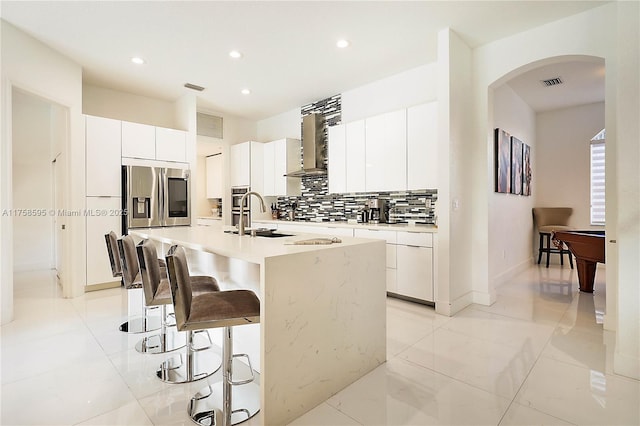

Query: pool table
[552,230,605,293]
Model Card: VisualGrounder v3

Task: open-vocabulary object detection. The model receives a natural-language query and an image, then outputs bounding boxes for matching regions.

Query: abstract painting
[511,136,523,195]
[494,128,511,193]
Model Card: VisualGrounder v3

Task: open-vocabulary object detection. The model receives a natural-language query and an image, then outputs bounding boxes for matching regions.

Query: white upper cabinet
[85,115,121,196]
[263,141,276,195]
[230,142,251,187]
[263,138,301,197]
[328,124,346,194]
[121,121,155,159]
[345,119,366,193]
[407,102,438,190]
[206,153,224,198]
[155,127,186,162]
[365,109,407,192]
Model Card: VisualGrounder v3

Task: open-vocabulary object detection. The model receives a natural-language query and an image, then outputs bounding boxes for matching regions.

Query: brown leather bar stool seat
[108,232,161,333]
[136,239,222,355]
[165,245,261,426]
[153,244,222,384]
[532,208,574,268]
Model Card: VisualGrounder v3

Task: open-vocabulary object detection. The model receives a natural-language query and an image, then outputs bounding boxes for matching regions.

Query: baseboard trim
[85,280,121,292]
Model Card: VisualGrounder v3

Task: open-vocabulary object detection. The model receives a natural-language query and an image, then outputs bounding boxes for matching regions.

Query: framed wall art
[494,128,511,193]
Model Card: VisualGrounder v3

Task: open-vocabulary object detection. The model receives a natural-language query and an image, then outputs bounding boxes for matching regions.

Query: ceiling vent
[184,82,205,92]
[197,112,223,139]
[541,77,563,87]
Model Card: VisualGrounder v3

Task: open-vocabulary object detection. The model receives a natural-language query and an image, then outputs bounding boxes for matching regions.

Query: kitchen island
[130,225,386,425]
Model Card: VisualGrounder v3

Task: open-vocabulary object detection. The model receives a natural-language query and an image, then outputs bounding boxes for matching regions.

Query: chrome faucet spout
[238,191,266,236]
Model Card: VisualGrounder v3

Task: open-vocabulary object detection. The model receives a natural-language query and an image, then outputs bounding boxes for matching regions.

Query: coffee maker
[367,199,387,224]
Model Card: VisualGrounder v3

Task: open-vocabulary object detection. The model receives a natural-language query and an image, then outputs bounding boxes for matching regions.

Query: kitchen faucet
[238,191,266,237]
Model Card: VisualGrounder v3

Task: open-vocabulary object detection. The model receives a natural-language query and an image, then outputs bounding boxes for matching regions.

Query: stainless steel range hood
[285,113,326,177]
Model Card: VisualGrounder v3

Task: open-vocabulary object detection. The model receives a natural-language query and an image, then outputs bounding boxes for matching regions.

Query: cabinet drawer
[397,231,432,247]
[354,228,397,244]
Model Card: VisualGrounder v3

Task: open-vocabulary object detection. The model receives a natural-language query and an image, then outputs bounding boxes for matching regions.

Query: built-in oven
[231,186,250,227]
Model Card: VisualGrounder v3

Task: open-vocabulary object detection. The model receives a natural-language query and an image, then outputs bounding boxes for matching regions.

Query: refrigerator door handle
[158,168,165,226]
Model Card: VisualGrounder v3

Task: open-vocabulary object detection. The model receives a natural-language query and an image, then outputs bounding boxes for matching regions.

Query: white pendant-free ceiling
[1,1,606,120]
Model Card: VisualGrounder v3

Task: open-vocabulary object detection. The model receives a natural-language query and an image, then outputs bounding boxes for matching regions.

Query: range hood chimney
[285,113,326,177]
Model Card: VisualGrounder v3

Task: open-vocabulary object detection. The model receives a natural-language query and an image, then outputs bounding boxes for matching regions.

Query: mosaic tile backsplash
[276,95,438,224]
[276,175,437,224]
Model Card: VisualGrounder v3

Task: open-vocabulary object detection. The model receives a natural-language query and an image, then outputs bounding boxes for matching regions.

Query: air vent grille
[184,82,205,92]
[541,77,563,87]
[197,112,223,139]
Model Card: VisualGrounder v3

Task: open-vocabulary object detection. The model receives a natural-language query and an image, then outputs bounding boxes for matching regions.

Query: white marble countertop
[128,223,386,425]
[130,224,382,265]
[196,216,222,220]
[253,218,438,233]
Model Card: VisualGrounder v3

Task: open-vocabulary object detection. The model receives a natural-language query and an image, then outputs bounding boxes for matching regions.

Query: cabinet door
[386,244,398,293]
[85,115,121,196]
[407,102,438,190]
[230,142,250,187]
[206,154,224,198]
[121,121,155,159]
[263,141,276,196]
[365,109,407,192]
[328,124,346,194]
[396,245,433,302]
[273,139,288,195]
[345,120,366,193]
[250,142,264,195]
[86,196,122,286]
[155,127,186,162]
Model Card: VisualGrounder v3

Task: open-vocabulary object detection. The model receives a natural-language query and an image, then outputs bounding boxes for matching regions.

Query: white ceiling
[1,1,607,120]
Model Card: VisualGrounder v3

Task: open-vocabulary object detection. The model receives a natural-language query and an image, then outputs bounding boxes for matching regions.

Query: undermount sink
[225,228,293,238]
[255,231,293,238]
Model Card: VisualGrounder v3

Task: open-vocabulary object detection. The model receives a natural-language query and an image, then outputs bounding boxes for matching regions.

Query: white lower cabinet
[86,196,122,286]
[395,231,434,302]
[396,245,433,302]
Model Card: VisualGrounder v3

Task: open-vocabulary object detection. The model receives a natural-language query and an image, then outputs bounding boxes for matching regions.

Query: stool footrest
[230,354,255,386]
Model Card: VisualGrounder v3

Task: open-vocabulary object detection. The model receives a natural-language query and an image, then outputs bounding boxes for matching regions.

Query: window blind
[590,141,605,225]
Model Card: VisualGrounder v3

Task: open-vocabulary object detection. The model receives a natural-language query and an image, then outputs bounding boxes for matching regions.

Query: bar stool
[532,208,574,268]
[110,232,161,334]
[135,238,185,354]
[136,239,223,355]
[165,245,261,426]
[154,244,222,384]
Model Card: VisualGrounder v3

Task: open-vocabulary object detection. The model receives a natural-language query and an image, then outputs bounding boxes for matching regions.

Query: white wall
[470,2,638,379]
[2,21,85,325]
[255,63,438,140]
[342,63,438,122]
[489,84,536,282]
[83,84,179,129]
[257,108,300,142]
[12,90,54,271]
[536,102,605,228]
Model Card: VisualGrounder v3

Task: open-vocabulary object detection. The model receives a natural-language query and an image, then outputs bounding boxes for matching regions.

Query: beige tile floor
[2,264,638,425]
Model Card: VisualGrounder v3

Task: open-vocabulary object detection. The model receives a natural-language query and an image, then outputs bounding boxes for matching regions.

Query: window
[590,129,605,225]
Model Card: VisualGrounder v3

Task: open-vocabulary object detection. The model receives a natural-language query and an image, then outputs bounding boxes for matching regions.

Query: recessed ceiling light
[229,50,243,59]
[131,56,145,65]
[336,39,350,49]
[241,88,251,95]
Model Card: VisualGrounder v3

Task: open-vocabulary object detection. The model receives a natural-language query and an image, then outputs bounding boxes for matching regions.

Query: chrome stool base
[136,329,186,354]
[156,331,221,384]
[189,381,260,426]
[119,315,162,334]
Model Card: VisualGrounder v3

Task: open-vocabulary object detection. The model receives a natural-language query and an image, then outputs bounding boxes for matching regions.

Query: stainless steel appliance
[231,186,250,227]
[367,199,387,224]
[122,165,191,233]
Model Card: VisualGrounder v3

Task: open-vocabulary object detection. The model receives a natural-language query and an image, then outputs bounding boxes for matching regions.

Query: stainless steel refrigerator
[122,165,191,233]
